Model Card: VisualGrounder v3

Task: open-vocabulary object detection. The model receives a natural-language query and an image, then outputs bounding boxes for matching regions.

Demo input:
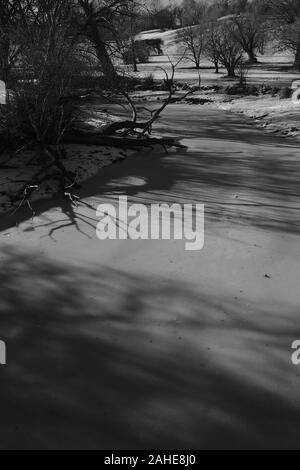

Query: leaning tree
[73,0,135,79]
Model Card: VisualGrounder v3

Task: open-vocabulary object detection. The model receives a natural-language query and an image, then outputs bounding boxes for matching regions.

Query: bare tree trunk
[84,17,118,80]
[131,38,138,72]
[247,50,258,64]
[227,66,236,78]
[294,41,300,71]
[0,40,10,82]
[93,35,118,79]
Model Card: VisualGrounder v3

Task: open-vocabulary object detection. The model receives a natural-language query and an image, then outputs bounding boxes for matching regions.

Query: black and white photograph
[0,0,300,452]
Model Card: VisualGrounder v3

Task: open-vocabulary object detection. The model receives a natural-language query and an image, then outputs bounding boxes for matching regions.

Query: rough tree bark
[247,49,258,64]
[77,0,118,80]
[87,22,118,80]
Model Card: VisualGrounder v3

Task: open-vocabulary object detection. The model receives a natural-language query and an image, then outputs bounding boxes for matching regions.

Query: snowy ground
[134,28,300,142]
[1,88,299,218]
[1,27,300,450]
[1,105,300,449]
[135,28,300,87]
[218,95,300,140]
[2,29,300,216]
[131,87,300,142]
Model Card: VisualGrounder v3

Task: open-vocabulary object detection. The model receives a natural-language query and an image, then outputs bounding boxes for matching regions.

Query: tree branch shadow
[0,246,300,449]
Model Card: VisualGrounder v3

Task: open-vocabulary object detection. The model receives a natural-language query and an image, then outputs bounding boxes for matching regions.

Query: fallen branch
[101,120,147,135]
[99,53,195,140]
[63,132,186,149]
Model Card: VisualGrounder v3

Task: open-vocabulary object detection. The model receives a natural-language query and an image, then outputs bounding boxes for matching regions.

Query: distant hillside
[135,28,186,56]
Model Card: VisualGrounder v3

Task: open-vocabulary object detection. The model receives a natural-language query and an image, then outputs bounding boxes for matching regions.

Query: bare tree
[179,23,206,69]
[114,0,147,73]
[204,20,221,73]
[181,0,206,27]
[206,20,243,77]
[279,17,300,70]
[268,0,300,70]
[0,0,87,206]
[74,0,134,79]
[0,1,24,83]
[231,12,267,64]
[66,54,192,150]
[124,1,140,73]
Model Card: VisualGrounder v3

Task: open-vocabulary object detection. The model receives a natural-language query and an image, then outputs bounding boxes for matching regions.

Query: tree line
[0,0,299,86]
[140,0,300,73]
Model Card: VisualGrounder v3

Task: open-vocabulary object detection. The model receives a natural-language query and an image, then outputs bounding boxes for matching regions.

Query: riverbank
[1,105,300,449]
